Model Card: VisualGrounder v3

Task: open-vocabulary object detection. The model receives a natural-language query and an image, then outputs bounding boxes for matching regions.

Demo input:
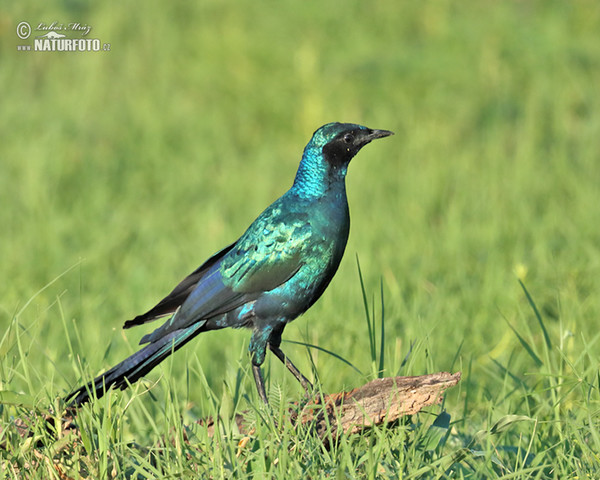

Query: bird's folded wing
[139,217,312,344]
[221,218,312,293]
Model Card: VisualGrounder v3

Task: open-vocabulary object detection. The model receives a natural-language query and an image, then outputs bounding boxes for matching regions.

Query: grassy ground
[2,0,600,477]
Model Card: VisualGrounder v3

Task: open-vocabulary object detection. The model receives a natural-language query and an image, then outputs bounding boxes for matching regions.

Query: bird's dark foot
[252,364,269,405]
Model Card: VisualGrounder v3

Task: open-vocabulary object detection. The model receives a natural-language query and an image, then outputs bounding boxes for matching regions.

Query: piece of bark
[201,372,461,444]
[298,371,461,438]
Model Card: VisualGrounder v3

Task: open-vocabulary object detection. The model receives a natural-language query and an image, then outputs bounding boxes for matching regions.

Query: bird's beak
[367,129,394,140]
[358,129,394,147]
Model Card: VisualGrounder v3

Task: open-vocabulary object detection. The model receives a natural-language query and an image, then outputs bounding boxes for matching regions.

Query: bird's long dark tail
[65,323,205,408]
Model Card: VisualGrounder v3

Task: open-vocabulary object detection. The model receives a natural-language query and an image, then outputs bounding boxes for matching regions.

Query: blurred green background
[1,0,599,413]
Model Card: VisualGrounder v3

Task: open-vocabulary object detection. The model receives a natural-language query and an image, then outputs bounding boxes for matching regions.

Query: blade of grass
[282,339,363,375]
[502,315,543,367]
[378,278,385,378]
[356,255,376,365]
[519,280,552,350]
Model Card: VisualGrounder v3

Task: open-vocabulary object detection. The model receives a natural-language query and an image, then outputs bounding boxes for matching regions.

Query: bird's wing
[123,243,236,329]
[138,209,313,345]
[220,214,312,293]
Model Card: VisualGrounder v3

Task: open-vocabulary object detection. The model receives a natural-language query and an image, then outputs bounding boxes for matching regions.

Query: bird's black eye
[343,133,354,144]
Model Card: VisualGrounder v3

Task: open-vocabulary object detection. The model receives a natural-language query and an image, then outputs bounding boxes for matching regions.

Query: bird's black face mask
[322,129,364,168]
[323,128,392,169]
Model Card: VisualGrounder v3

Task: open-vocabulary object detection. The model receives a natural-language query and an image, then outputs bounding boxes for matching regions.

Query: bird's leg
[269,344,313,394]
[252,364,269,405]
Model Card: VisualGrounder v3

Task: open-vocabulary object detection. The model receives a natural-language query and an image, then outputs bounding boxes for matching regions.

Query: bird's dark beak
[367,129,394,140]
[358,129,393,147]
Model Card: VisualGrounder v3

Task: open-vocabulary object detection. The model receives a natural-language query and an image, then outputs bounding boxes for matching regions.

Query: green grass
[2,0,600,477]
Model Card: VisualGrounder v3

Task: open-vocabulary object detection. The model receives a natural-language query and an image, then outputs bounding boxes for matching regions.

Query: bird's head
[294,123,393,197]
[315,123,394,168]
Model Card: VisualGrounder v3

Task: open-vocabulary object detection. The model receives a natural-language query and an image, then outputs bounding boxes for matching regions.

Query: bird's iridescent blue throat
[65,122,393,408]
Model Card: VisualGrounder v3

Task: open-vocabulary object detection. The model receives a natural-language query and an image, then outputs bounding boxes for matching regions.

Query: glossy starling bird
[66,122,393,407]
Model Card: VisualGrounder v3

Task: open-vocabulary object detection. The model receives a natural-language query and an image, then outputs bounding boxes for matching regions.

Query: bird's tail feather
[65,323,205,408]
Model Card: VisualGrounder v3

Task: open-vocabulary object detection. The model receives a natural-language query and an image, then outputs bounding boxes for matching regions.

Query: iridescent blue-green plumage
[66,122,393,407]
